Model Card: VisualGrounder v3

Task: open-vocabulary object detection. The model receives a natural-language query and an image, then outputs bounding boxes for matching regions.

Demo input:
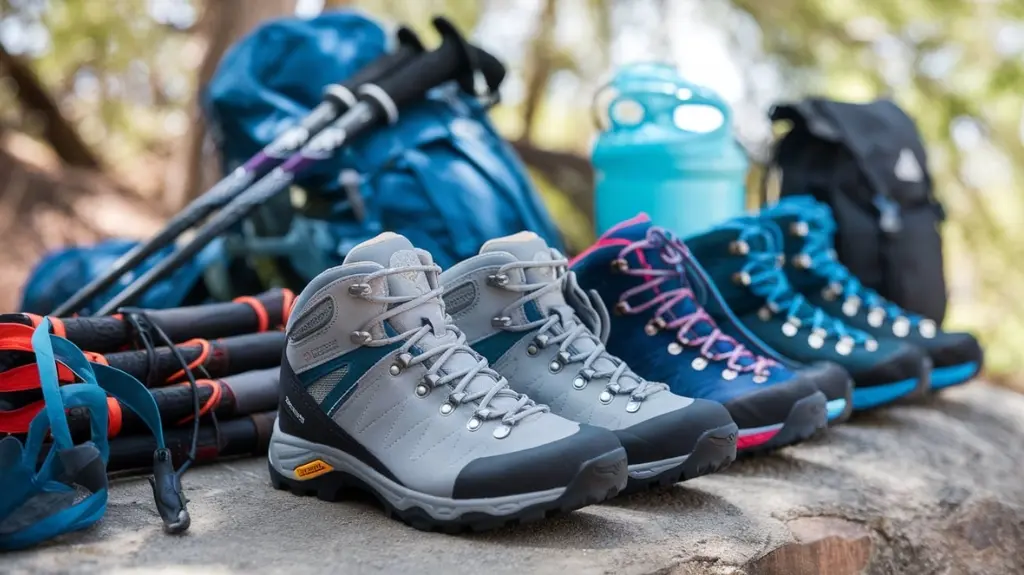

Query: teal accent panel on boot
[591,63,749,238]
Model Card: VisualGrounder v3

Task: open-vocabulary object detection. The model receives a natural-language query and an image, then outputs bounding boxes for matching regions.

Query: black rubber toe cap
[926,332,983,369]
[452,424,622,499]
[848,342,927,388]
[799,361,853,402]
[723,376,820,430]
[613,399,734,465]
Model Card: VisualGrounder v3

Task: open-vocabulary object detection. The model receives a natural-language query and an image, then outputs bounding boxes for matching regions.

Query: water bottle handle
[594,76,732,139]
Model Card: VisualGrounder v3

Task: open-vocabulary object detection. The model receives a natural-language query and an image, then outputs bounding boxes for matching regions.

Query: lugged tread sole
[620,423,738,495]
[269,447,628,533]
[738,391,828,456]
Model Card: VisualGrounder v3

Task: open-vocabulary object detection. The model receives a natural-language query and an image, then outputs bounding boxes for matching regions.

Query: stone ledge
[6,382,1024,575]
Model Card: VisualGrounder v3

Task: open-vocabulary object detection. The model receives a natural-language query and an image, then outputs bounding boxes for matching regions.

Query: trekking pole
[50,28,425,318]
[3,368,280,437]
[4,289,294,353]
[95,17,505,316]
[102,331,285,385]
[100,411,277,475]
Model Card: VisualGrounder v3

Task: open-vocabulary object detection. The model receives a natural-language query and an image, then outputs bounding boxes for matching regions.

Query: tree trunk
[167,0,298,211]
[519,0,558,144]
[0,43,101,170]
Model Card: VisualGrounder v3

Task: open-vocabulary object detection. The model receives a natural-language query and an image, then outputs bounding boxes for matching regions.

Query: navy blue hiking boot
[760,196,983,391]
[571,215,830,453]
[685,215,931,412]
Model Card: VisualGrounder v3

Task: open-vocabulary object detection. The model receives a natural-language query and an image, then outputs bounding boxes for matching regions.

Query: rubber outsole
[621,422,738,494]
[269,446,628,534]
[736,391,828,455]
[930,361,979,390]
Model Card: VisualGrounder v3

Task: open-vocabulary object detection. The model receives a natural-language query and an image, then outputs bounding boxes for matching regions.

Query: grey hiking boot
[440,232,739,493]
[268,232,628,533]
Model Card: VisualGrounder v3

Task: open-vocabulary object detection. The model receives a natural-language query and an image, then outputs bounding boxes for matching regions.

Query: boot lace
[789,200,924,327]
[732,221,871,346]
[489,253,668,412]
[614,227,776,377]
[349,264,547,435]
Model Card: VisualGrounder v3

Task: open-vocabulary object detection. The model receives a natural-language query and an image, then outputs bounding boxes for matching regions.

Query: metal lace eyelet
[466,417,482,431]
[732,271,751,286]
[486,273,510,287]
[668,342,683,355]
[610,258,629,273]
[414,384,430,397]
[491,316,512,328]
[644,316,666,336]
[792,253,812,270]
[790,221,809,237]
[782,321,799,337]
[808,328,826,349]
[388,363,402,376]
[892,316,911,338]
[822,282,844,302]
[440,401,456,415]
[572,375,587,390]
[599,391,614,404]
[350,331,372,345]
[691,357,707,371]
[753,372,769,384]
[721,369,738,380]
[347,283,372,297]
[757,307,773,321]
[526,343,539,356]
[841,296,861,317]
[865,338,879,352]
[493,424,512,439]
[919,319,937,339]
[625,398,642,413]
[835,336,854,356]
[867,308,886,328]
[729,240,749,255]
[549,351,569,373]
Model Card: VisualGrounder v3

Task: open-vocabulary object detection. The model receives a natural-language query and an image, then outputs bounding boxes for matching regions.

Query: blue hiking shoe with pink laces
[761,196,983,391]
[571,215,833,453]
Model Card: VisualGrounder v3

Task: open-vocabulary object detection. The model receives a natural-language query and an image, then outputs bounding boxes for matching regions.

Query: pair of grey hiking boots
[268,231,739,532]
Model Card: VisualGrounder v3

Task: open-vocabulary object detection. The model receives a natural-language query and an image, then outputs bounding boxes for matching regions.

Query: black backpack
[765,97,948,323]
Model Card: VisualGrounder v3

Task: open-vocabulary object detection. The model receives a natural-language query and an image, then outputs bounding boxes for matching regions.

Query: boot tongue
[343,232,443,333]
[480,232,564,312]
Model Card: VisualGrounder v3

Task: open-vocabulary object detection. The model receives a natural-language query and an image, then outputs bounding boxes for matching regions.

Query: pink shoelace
[613,229,777,376]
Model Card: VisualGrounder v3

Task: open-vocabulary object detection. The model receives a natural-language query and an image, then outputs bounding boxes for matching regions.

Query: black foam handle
[105,412,276,475]
[103,331,285,386]
[321,26,425,109]
[14,289,292,354]
[369,18,505,108]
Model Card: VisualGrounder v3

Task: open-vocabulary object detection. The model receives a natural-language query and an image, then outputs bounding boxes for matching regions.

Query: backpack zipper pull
[874,194,902,234]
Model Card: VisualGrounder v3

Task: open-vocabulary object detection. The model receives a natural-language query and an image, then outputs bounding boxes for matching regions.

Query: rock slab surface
[6,382,1024,575]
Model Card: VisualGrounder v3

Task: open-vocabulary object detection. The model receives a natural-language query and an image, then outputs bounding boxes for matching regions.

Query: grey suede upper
[441,232,696,433]
[283,232,581,498]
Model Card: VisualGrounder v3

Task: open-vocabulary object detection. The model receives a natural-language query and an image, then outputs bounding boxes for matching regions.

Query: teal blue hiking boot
[760,196,983,391]
[686,217,931,411]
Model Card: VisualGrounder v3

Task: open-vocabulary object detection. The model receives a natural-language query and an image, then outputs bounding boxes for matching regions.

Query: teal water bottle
[591,63,750,237]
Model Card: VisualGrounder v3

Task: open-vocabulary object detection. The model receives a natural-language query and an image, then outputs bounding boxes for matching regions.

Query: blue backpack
[19,239,229,315]
[203,10,562,281]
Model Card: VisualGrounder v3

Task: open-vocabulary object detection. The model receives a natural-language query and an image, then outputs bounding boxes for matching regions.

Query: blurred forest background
[0,0,1022,387]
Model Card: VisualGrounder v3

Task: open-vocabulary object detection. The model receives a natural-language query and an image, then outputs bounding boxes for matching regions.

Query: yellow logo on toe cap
[294,459,333,479]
